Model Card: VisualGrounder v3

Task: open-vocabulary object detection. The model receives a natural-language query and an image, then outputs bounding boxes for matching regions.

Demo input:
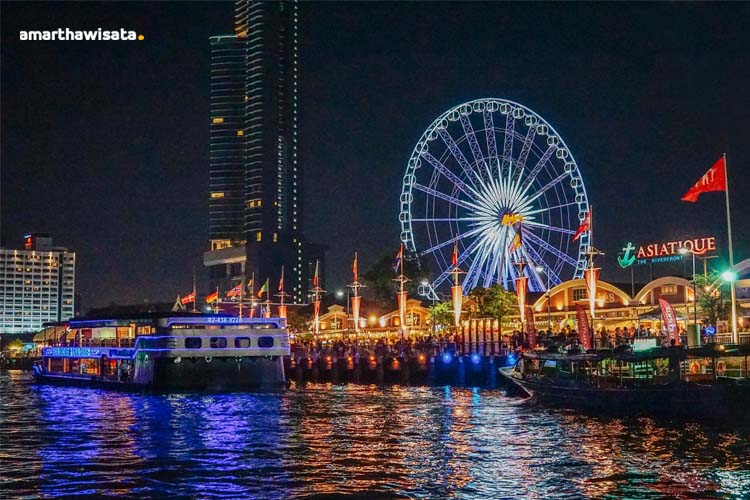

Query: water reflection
[1,372,749,499]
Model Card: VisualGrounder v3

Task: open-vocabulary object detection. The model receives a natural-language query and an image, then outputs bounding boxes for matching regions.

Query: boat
[500,342,750,418]
[33,313,290,391]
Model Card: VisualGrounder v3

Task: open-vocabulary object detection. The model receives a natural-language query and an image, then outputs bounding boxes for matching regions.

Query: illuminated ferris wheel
[399,98,590,293]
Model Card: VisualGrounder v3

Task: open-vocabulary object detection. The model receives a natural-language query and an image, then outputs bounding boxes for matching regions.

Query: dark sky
[2,1,749,310]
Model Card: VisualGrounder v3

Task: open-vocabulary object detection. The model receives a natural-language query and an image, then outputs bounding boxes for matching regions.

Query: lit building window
[248,198,262,208]
[212,117,224,124]
[237,130,244,136]
[210,192,225,199]
[256,232,262,242]
[273,233,278,242]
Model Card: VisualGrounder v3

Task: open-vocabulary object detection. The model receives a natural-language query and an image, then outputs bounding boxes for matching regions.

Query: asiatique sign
[618,236,717,268]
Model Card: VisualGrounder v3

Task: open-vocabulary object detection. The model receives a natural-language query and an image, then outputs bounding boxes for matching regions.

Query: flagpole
[192,265,197,312]
[723,153,738,342]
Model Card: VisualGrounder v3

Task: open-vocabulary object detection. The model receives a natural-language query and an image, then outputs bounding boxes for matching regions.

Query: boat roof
[523,344,750,362]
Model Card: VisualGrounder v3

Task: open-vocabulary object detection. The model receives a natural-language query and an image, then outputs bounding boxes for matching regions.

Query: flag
[452,241,459,267]
[515,276,528,323]
[205,290,218,304]
[573,211,590,241]
[312,261,320,287]
[246,278,254,290]
[180,292,195,305]
[575,304,592,350]
[681,156,726,202]
[278,267,284,292]
[353,252,358,282]
[659,298,679,345]
[392,245,403,272]
[226,282,243,298]
[257,279,269,298]
[508,224,522,253]
[584,267,601,319]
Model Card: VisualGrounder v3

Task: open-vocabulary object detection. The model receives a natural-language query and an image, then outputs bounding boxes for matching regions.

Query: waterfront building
[0,233,75,335]
[205,0,323,304]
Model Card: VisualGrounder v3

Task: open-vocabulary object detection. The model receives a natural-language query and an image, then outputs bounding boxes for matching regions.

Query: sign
[501,213,524,226]
[618,236,717,266]
[42,347,104,358]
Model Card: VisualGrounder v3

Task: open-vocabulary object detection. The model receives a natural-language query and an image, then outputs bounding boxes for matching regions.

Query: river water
[1,371,749,499]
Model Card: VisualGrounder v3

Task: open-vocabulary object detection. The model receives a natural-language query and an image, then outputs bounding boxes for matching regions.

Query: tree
[428,300,455,330]
[362,252,432,308]
[466,285,518,335]
[694,271,729,326]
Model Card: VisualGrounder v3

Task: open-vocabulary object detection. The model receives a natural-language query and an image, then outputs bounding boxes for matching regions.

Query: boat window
[234,337,251,348]
[210,337,227,348]
[258,336,274,348]
[185,337,202,349]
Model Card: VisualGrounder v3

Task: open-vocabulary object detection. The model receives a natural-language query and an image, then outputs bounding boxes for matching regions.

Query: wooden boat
[501,343,750,417]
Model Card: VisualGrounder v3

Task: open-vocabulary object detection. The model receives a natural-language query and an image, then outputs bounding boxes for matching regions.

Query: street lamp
[679,247,698,328]
[534,265,551,330]
[721,270,739,343]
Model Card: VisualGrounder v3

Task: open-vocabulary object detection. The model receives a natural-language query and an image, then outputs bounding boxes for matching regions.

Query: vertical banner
[397,291,408,331]
[278,305,287,319]
[451,285,463,328]
[584,267,600,319]
[515,277,528,324]
[313,300,321,335]
[659,298,679,345]
[525,305,536,348]
[575,304,592,350]
[351,295,361,333]
[264,303,271,318]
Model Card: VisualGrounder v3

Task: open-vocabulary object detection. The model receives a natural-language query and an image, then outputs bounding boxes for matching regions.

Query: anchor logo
[618,242,636,268]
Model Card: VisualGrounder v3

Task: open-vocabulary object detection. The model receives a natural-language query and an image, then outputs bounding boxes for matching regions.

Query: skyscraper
[205,0,323,304]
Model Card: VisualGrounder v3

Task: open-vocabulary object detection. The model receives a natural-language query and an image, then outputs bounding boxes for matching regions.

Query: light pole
[678,247,698,328]
[336,289,350,330]
[534,265,551,330]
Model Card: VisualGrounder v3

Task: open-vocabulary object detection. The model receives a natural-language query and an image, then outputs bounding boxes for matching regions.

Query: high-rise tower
[205,1,323,304]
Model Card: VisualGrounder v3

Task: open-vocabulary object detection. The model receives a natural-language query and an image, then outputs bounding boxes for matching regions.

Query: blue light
[506,353,517,366]
[471,353,481,364]
[442,353,452,364]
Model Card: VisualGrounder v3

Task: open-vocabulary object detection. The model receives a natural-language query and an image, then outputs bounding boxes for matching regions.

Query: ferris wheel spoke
[412,183,477,212]
[520,145,557,193]
[525,221,577,235]
[420,152,476,198]
[523,243,562,286]
[437,128,481,187]
[483,110,497,160]
[524,201,577,215]
[432,237,481,289]
[521,171,570,208]
[411,217,482,223]
[418,229,479,258]
[503,114,516,178]
[523,230,578,267]
[516,125,537,170]
[459,115,485,167]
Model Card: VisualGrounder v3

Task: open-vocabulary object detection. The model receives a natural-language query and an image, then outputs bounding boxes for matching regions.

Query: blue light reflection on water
[2,371,750,499]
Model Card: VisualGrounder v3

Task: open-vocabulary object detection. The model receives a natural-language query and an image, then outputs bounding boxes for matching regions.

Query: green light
[721,270,738,282]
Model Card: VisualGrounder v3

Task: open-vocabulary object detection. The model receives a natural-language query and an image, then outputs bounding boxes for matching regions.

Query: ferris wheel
[399,98,590,294]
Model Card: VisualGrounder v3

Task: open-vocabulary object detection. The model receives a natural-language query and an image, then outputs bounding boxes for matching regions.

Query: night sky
[2,1,749,311]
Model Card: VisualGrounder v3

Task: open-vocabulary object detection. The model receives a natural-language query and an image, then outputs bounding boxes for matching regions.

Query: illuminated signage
[618,236,717,266]
[42,347,104,358]
[501,213,524,226]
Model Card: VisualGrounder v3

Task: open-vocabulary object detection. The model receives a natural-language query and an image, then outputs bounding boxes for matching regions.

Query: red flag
[659,298,680,345]
[353,253,358,282]
[575,304,592,350]
[392,245,403,272]
[572,211,590,241]
[312,261,319,287]
[180,292,195,305]
[681,157,726,202]
[205,291,218,304]
[452,241,459,267]
[278,267,284,292]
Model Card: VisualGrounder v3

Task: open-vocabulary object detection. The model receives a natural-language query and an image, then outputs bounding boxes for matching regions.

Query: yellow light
[210,192,225,198]
[212,117,224,124]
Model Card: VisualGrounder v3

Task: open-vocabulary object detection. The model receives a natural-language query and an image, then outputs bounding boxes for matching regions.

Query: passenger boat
[501,342,750,418]
[33,314,289,391]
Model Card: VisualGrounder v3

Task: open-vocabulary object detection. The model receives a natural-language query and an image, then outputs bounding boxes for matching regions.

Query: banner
[584,267,600,319]
[397,291,408,330]
[525,305,536,348]
[681,156,726,202]
[451,285,463,328]
[264,303,271,318]
[515,276,528,323]
[351,295,361,333]
[658,298,679,345]
[575,304,592,350]
[277,305,287,320]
